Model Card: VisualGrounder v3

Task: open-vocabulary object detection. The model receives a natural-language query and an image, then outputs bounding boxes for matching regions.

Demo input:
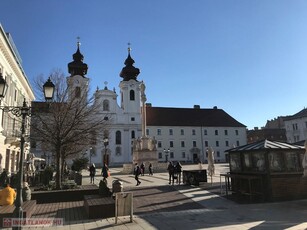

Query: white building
[66,45,143,167]
[32,43,247,166]
[146,105,247,163]
[284,108,307,144]
[0,24,35,173]
[67,44,247,165]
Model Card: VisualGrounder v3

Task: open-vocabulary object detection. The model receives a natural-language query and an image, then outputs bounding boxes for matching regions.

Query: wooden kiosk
[223,139,307,202]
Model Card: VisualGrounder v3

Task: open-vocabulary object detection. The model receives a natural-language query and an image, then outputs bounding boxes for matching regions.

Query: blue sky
[1,0,307,130]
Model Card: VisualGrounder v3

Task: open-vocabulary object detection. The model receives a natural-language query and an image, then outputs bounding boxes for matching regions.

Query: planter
[32,184,98,203]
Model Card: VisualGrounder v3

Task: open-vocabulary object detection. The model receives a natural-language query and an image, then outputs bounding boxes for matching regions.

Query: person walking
[89,163,96,183]
[140,162,145,176]
[134,163,141,186]
[175,161,182,184]
[148,163,153,175]
[167,161,174,185]
[101,163,109,185]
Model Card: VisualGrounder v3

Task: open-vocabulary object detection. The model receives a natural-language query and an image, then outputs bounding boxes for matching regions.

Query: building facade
[146,105,247,163]
[31,43,247,166]
[284,108,307,144]
[0,24,35,173]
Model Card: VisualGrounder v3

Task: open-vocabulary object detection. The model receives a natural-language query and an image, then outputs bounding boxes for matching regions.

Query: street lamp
[89,147,93,165]
[103,137,109,165]
[0,73,54,229]
[164,148,170,162]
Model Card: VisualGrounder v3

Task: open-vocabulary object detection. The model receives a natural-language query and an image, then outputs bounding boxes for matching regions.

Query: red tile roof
[146,106,246,127]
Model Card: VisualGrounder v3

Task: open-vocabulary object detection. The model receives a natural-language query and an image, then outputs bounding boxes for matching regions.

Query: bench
[0,200,37,227]
[84,195,115,219]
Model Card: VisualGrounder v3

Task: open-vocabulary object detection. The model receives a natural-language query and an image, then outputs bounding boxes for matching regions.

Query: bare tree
[31,69,108,189]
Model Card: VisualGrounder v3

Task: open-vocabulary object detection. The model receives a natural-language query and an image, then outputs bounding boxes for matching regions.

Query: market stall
[224,139,306,202]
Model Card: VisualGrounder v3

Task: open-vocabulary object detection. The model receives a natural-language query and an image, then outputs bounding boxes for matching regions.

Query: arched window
[130,90,135,101]
[103,100,109,111]
[116,131,121,145]
[131,130,135,139]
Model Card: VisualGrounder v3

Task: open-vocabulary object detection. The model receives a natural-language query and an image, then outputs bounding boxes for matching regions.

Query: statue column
[140,82,147,138]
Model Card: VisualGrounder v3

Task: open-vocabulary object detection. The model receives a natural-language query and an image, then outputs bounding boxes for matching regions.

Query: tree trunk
[55,147,62,190]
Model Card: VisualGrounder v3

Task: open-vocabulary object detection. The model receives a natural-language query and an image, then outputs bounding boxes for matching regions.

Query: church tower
[119,46,142,115]
[67,40,89,102]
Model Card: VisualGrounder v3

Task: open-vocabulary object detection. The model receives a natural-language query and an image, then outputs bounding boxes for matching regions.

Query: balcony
[2,129,21,146]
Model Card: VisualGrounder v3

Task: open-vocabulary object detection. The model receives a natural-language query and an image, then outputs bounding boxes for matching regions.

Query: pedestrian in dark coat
[89,163,96,183]
[140,162,145,176]
[134,163,141,186]
[101,163,109,185]
[148,163,153,175]
[167,161,174,185]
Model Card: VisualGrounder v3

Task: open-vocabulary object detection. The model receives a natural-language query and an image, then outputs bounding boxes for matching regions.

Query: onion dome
[68,40,88,76]
[119,45,140,81]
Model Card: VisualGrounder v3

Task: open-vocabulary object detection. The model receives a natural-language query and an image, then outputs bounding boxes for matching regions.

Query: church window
[130,90,135,101]
[116,146,121,155]
[116,131,121,144]
[192,129,196,135]
[193,141,197,147]
[75,87,81,98]
[157,129,161,135]
[180,129,184,135]
[170,141,174,147]
[131,131,135,139]
[103,100,109,111]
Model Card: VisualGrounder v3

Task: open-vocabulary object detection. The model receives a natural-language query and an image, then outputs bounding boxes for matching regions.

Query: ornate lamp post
[89,147,93,165]
[0,74,54,229]
[103,137,109,165]
[164,148,170,163]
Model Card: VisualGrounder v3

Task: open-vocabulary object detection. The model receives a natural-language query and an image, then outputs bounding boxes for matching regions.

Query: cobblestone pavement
[25,163,307,229]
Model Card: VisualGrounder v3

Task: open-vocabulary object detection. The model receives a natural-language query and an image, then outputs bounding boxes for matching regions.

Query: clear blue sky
[1,0,307,130]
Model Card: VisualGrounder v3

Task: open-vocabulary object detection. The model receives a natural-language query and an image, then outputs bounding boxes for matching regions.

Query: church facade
[32,43,247,167]
[65,45,143,167]
[68,44,246,165]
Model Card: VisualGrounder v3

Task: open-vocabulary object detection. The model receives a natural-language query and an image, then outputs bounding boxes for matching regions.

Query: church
[32,43,247,167]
